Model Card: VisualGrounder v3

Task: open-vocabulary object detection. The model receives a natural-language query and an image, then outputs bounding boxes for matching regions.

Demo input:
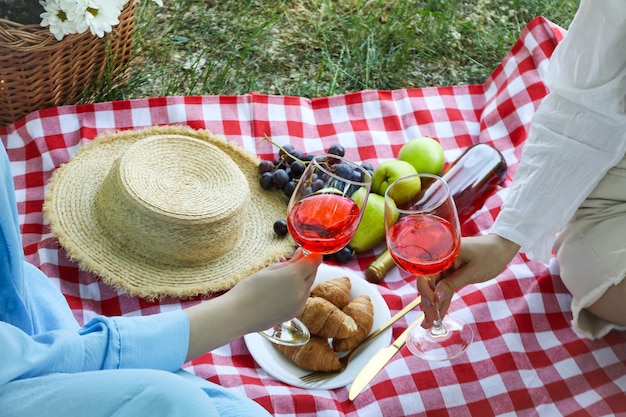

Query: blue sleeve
[80,310,190,371]
[0,139,34,334]
[2,127,190,387]
[0,321,84,385]
[1,310,190,385]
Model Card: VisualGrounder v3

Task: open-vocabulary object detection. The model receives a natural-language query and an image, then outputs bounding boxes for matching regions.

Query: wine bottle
[364,143,507,283]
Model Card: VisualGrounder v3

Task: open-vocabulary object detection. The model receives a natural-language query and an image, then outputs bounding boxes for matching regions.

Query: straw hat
[44,125,295,300]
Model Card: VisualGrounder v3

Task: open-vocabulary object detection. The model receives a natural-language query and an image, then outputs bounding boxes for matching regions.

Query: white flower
[40,0,78,40]
[63,0,90,33]
[78,0,122,38]
[39,0,164,40]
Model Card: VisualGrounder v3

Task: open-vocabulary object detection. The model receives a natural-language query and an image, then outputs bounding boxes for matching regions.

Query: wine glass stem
[430,302,449,338]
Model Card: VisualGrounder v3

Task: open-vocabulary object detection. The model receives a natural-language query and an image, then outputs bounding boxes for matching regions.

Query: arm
[417,234,519,328]
[2,126,321,379]
[2,140,187,382]
[1,252,321,385]
[0,322,85,386]
[185,248,322,361]
[0,310,189,385]
[492,0,626,263]
[421,0,626,324]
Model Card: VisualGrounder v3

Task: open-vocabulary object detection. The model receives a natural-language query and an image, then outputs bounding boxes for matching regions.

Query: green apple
[349,189,398,252]
[371,160,417,196]
[397,136,445,175]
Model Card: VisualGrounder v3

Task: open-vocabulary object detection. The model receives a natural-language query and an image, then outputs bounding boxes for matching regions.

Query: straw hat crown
[96,135,249,265]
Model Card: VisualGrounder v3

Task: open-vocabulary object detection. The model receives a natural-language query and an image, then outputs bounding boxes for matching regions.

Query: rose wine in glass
[259,153,372,346]
[387,214,459,276]
[287,193,360,253]
[385,173,473,361]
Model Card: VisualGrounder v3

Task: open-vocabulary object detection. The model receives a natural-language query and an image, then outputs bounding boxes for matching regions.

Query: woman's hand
[184,248,322,361]
[416,234,520,329]
[226,248,323,329]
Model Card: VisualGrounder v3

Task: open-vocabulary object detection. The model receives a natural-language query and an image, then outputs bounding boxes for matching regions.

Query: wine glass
[259,153,373,346]
[384,173,473,361]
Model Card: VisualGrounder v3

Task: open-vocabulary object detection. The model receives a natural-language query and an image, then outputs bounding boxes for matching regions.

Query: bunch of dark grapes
[258,144,309,197]
[258,142,374,264]
[257,143,353,198]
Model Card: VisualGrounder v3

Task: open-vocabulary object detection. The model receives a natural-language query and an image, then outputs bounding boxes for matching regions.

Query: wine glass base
[406,316,473,361]
[258,318,311,346]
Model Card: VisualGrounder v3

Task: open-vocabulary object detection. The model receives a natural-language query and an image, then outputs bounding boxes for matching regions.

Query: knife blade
[348,314,422,401]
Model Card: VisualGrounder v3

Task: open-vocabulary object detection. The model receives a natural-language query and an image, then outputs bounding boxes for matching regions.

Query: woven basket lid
[44,125,295,300]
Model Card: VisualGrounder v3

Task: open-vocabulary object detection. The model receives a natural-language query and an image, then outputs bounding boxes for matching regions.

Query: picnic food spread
[274,277,374,371]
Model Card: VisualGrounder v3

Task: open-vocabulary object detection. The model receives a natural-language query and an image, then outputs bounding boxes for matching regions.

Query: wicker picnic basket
[0,1,136,126]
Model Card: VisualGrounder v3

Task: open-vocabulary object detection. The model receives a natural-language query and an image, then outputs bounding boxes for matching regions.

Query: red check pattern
[2,17,625,417]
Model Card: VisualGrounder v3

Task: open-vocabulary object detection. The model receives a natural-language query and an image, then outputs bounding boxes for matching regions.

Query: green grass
[94,0,579,102]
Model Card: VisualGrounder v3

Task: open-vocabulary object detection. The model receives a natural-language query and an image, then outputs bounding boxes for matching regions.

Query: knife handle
[392,315,421,348]
[367,296,421,342]
[347,296,421,358]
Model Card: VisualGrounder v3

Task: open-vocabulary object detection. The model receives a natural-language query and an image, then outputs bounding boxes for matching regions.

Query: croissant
[311,277,351,309]
[332,295,374,352]
[298,296,358,338]
[274,336,341,371]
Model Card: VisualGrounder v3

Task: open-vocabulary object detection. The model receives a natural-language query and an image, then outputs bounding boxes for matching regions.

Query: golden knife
[358,296,421,348]
[348,313,423,401]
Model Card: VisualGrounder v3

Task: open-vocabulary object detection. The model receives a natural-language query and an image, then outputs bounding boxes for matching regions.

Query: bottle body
[365,143,507,282]
[443,143,507,224]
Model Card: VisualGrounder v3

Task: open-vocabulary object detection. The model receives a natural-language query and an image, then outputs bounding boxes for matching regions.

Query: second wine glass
[384,173,473,361]
[260,153,372,346]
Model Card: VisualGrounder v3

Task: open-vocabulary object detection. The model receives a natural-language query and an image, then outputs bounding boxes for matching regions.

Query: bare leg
[587,274,626,327]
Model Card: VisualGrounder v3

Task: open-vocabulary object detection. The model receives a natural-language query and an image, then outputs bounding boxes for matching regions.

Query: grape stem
[260,134,309,166]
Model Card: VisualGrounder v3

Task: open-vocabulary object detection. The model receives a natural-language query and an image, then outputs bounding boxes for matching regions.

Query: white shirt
[490,0,626,263]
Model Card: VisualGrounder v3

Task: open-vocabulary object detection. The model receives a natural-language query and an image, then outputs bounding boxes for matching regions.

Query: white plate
[244,264,392,390]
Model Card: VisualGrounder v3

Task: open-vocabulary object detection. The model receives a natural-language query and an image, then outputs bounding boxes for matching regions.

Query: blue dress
[0,143,271,417]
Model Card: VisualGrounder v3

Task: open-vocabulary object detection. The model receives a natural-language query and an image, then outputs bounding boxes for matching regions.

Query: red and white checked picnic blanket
[2,17,625,417]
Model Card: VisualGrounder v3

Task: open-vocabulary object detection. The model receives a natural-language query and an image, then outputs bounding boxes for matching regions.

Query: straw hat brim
[44,125,295,300]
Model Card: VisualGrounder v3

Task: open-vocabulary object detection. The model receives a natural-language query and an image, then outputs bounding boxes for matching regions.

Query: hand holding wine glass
[259,153,373,346]
[384,173,473,361]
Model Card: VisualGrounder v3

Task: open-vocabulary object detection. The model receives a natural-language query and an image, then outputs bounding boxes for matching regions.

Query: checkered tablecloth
[2,17,625,417]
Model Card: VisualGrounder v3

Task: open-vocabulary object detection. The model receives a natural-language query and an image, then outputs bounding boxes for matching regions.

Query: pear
[371,160,417,196]
[349,189,398,252]
[385,174,421,207]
